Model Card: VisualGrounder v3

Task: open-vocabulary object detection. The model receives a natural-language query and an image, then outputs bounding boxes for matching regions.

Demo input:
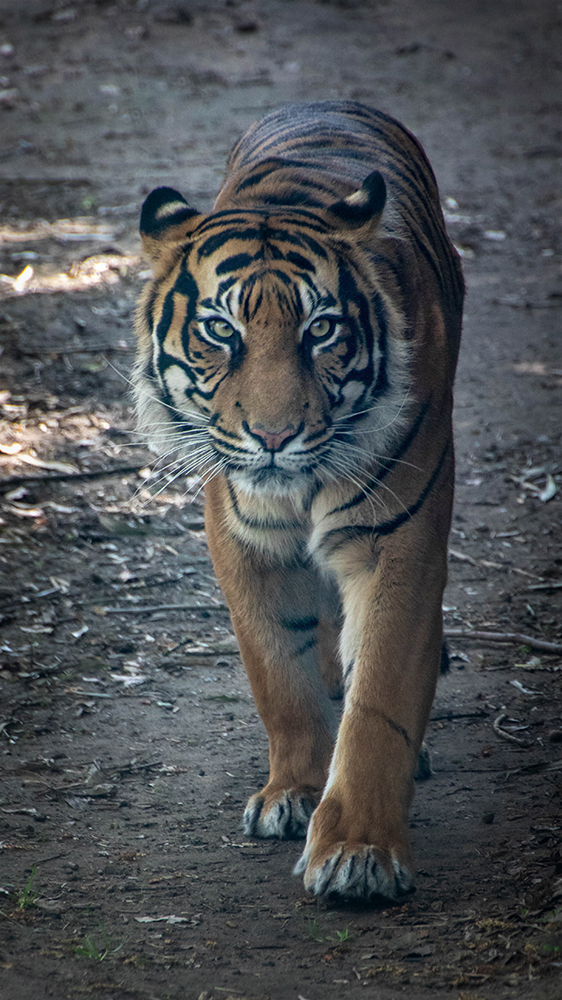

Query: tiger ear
[140,186,202,262]
[327,171,386,239]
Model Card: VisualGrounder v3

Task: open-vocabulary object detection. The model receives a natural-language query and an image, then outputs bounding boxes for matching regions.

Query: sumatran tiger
[133,100,464,902]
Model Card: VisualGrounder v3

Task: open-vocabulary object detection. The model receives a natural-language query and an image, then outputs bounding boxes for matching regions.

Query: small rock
[88,783,116,798]
[52,7,77,20]
[0,88,18,107]
[235,19,259,33]
[36,899,64,913]
[482,811,495,824]
[548,729,562,743]
[154,3,193,23]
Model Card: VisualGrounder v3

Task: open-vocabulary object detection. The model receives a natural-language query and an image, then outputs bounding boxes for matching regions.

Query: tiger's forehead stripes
[193,216,330,263]
[215,253,254,275]
[238,270,304,326]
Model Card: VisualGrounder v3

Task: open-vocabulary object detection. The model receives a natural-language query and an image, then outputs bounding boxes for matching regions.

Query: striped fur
[134,101,463,902]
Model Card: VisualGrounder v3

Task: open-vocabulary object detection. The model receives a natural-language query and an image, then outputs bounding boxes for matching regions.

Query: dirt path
[0,2,561,999]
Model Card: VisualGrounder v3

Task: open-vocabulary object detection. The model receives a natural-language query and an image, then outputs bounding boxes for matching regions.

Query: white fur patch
[163,364,193,408]
[155,199,188,220]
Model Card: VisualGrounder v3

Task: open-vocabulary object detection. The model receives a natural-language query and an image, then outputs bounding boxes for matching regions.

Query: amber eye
[307,317,336,340]
[205,318,236,340]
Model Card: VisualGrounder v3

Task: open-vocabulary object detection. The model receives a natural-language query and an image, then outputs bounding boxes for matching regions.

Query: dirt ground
[0,2,561,999]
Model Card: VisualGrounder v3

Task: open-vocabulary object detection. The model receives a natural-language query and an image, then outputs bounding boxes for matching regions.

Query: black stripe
[319,440,451,555]
[303,426,331,445]
[285,250,316,272]
[197,228,263,259]
[211,438,253,455]
[319,847,344,894]
[371,291,389,397]
[217,275,237,297]
[144,278,164,333]
[226,481,302,531]
[235,164,281,194]
[328,400,430,516]
[260,191,325,209]
[284,796,292,834]
[382,714,411,747]
[295,638,318,656]
[215,253,254,274]
[281,616,318,631]
[373,440,451,536]
[211,424,243,441]
[302,478,324,512]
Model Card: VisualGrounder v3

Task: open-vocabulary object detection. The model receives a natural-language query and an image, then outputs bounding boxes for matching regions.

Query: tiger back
[134,100,464,902]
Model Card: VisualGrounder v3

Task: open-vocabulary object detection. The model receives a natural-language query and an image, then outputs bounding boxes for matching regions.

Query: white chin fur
[230,469,312,498]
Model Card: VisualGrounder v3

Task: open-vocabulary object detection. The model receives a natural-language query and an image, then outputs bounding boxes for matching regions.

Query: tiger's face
[135,180,408,498]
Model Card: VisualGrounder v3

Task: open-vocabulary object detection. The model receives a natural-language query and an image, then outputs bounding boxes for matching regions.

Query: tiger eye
[208,319,234,338]
[308,318,333,338]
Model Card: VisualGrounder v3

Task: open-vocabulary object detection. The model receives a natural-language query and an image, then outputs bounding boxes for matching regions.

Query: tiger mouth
[248,466,300,487]
[222,454,319,479]
[216,447,322,494]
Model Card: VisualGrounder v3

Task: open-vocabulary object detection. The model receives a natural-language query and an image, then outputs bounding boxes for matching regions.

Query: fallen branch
[505,758,562,778]
[449,548,478,565]
[17,344,132,356]
[0,463,148,492]
[444,629,562,655]
[493,713,532,747]
[177,645,239,657]
[98,602,228,614]
[430,710,488,721]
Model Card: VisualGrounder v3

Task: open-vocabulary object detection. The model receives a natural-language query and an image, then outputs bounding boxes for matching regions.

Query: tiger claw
[243,788,318,839]
[295,844,414,902]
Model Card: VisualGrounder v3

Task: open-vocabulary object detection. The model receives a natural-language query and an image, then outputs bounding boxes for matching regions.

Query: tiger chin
[133,101,464,904]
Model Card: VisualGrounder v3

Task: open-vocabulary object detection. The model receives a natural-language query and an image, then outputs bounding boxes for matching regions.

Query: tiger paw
[294,841,413,901]
[294,796,414,901]
[243,787,320,839]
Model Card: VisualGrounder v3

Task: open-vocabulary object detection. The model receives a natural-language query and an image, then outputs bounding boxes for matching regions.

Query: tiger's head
[134,170,409,499]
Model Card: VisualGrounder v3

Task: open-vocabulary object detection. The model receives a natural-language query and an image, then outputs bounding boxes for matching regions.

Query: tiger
[133,100,464,902]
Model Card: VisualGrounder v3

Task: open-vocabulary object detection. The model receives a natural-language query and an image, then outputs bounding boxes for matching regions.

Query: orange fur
[134,102,463,899]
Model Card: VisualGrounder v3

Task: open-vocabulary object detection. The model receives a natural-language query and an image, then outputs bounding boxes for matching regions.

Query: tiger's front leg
[296,503,450,900]
[204,480,337,840]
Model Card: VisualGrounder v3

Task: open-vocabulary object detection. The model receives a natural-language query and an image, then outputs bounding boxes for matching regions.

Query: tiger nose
[249,424,297,452]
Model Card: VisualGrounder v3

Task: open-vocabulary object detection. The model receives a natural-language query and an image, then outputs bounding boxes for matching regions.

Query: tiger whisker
[106,358,211,426]
[191,456,230,502]
[331,435,424,475]
[330,449,410,516]
[334,390,412,433]
[130,446,215,505]
[321,455,387,521]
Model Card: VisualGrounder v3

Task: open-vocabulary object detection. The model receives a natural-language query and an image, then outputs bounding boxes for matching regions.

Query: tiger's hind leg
[204,484,336,840]
[318,589,344,700]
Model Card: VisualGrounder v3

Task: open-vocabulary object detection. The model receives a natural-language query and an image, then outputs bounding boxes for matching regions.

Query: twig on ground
[493,713,532,747]
[505,758,562,778]
[17,344,132,356]
[430,710,488,721]
[98,602,228,614]
[444,629,562,654]
[449,548,478,565]
[0,464,148,492]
